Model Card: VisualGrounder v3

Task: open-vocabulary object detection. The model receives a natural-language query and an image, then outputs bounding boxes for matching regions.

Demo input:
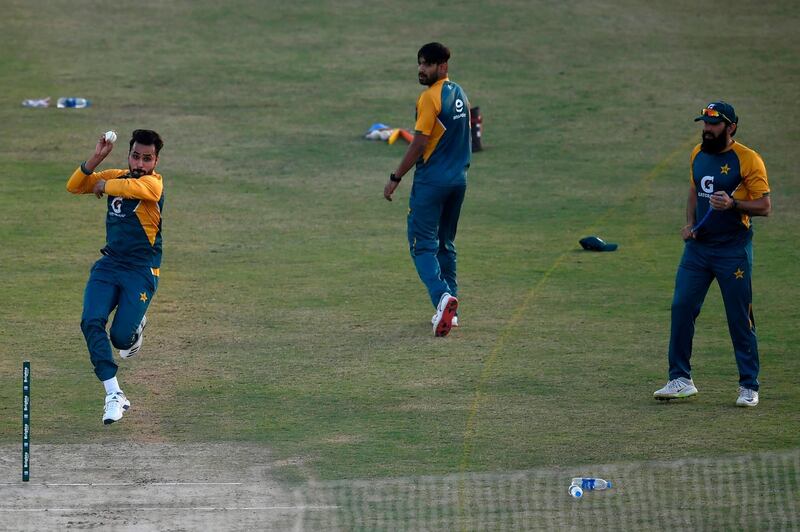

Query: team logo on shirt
[109,196,126,218]
[453,98,467,120]
[700,176,714,194]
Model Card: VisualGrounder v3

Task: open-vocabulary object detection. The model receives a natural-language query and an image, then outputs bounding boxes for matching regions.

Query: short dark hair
[129,129,164,155]
[418,42,450,64]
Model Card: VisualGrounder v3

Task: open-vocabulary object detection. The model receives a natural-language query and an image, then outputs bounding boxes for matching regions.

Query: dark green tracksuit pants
[80,256,157,381]
[407,181,466,308]
[668,239,759,390]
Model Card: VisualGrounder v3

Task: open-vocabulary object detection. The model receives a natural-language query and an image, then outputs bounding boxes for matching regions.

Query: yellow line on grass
[456,136,696,522]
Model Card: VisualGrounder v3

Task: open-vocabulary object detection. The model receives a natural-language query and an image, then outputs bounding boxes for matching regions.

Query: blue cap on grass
[579,236,618,252]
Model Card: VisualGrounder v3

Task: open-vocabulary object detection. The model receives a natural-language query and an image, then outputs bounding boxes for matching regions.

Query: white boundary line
[0,482,243,486]
[0,506,339,512]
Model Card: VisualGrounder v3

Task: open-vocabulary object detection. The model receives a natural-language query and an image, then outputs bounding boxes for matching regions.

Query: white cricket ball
[104,130,117,143]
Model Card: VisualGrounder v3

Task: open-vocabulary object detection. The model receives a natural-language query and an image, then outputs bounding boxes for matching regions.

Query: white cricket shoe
[103,392,130,425]
[119,315,147,359]
[432,293,459,337]
[653,377,698,400]
[736,387,759,407]
[432,314,459,327]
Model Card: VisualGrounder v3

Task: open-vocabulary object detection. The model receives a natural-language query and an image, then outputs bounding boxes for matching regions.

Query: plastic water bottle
[22,97,50,108]
[57,97,91,108]
[571,477,612,491]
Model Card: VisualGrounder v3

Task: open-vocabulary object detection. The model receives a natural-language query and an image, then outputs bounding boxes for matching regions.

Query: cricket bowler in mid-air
[66,129,165,425]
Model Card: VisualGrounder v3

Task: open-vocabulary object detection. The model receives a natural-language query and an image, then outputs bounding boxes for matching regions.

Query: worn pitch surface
[0,443,336,531]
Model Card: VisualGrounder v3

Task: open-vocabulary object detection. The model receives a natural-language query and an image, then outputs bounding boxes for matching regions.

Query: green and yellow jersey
[413,77,471,186]
[67,167,164,272]
[690,141,769,245]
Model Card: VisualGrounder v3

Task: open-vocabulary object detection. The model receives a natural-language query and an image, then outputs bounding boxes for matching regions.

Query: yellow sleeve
[738,149,769,200]
[689,144,702,184]
[66,167,120,194]
[414,89,440,136]
[104,173,163,201]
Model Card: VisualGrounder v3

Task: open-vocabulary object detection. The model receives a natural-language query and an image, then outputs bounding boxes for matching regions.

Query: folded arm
[104,175,163,201]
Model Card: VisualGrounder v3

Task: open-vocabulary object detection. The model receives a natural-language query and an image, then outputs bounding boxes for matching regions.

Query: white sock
[103,377,122,395]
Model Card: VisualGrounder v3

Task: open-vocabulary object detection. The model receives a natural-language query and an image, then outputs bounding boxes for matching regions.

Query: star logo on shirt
[140,292,148,302]
[720,164,730,175]
[734,268,745,279]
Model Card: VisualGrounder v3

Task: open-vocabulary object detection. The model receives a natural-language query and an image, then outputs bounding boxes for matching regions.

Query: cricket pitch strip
[0,443,338,531]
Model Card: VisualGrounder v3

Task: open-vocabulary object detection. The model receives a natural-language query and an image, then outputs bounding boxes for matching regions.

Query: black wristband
[80,161,93,175]
[390,173,402,183]
[731,198,738,211]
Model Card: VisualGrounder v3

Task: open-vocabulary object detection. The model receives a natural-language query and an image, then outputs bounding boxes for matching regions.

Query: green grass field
[2,0,799,495]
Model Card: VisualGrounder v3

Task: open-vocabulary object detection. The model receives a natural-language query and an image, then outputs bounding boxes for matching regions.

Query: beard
[700,130,729,153]
[418,71,438,86]
[130,168,147,178]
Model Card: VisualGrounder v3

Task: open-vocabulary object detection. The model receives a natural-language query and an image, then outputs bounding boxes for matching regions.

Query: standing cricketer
[66,129,164,424]
[384,42,472,337]
[654,102,771,406]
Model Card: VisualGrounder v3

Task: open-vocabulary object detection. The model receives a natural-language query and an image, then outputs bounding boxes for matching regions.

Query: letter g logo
[700,176,714,194]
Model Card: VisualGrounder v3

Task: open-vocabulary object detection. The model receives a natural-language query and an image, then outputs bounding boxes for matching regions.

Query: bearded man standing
[383,42,472,337]
[654,102,771,407]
